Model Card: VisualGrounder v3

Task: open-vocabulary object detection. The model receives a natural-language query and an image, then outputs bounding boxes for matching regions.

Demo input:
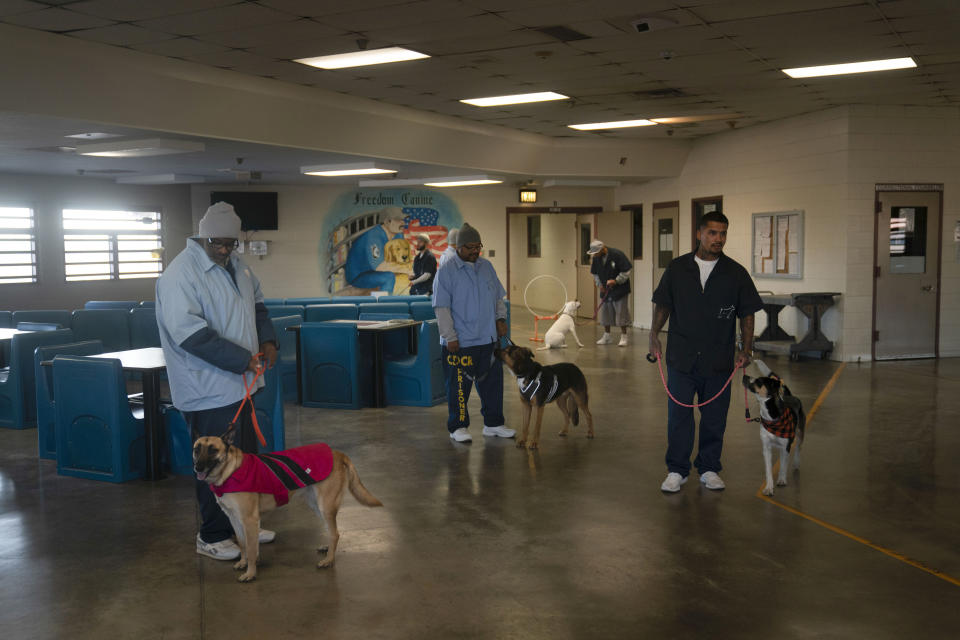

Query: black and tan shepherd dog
[495,344,594,449]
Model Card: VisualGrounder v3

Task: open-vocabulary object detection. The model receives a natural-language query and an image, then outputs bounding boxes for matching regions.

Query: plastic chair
[16,322,61,331]
[254,360,285,453]
[284,297,329,306]
[376,295,429,304]
[304,304,359,322]
[0,329,73,429]
[300,322,362,409]
[129,307,161,348]
[383,320,445,407]
[327,296,376,304]
[271,314,300,403]
[84,301,137,310]
[0,311,11,328]
[409,301,436,321]
[12,310,72,329]
[138,301,156,308]
[263,298,284,306]
[266,305,305,319]
[53,355,144,482]
[358,302,409,316]
[34,340,104,459]
[71,309,131,352]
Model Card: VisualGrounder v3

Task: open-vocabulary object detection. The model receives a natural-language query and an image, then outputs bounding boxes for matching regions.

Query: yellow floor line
[754,362,960,588]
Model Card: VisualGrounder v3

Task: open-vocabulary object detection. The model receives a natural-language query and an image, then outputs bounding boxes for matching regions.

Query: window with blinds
[0,207,38,284]
[62,209,163,282]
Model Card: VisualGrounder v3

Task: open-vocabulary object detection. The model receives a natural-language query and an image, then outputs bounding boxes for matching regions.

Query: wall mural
[321,189,463,295]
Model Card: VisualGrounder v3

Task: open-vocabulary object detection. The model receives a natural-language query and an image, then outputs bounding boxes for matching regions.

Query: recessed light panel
[76,138,204,157]
[424,176,502,187]
[782,57,916,78]
[294,47,429,70]
[568,119,657,130]
[460,92,569,107]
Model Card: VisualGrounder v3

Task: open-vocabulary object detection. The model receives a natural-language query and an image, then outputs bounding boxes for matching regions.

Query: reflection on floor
[0,314,958,639]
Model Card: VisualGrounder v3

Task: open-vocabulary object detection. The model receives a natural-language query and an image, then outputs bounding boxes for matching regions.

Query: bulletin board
[752,210,804,279]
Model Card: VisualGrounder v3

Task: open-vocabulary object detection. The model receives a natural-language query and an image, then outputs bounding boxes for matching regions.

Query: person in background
[437,228,458,269]
[588,239,632,346]
[432,223,515,443]
[156,201,279,561]
[408,232,437,295]
[649,211,762,493]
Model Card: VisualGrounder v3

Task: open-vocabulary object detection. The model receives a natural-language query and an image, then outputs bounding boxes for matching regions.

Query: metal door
[653,202,680,291]
[575,214,596,319]
[874,190,941,359]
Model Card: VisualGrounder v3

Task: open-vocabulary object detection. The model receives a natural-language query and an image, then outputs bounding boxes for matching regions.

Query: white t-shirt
[694,255,718,289]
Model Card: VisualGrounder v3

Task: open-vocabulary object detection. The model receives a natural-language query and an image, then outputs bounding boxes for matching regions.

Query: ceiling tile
[196,18,340,50]
[317,0,482,31]
[68,23,174,46]
[129,36,230,58]
[134,3,297,36]
[2,6,115,30]
[258,0,411,17]
[0,0,46,18]
[691,0,864,23]
[69,0,237,22]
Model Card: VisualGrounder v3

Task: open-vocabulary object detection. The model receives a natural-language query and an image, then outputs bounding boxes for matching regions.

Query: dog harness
[517,370,559,404]
[761,409,797,447]
[211,443,334,506]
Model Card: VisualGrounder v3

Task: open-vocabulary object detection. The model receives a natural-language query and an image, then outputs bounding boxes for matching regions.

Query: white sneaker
[618,334,629,347]
[482,425,516,438]
[660,472,687,493]
[700,471,726,490]
[596,333,614,345]
[450,428,472,442]
[259,528,276,544]
[196,534,240,560]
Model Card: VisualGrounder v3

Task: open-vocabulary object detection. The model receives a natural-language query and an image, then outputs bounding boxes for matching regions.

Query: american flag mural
[402,207,448,258]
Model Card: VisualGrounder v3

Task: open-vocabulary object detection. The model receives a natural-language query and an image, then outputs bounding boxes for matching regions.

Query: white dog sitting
[538,301,584,350]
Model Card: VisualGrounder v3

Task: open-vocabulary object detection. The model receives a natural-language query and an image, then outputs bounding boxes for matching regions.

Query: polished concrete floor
[1,313,958,639]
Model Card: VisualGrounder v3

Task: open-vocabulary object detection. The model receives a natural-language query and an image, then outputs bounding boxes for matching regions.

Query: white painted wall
[0,173,192,311]
[508,213,577,314]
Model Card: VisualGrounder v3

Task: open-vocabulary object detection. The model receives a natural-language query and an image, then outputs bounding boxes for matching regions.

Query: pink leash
[647,352,753,423]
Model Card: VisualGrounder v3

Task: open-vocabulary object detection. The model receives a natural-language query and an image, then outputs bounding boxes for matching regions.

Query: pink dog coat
[211,443,334,506]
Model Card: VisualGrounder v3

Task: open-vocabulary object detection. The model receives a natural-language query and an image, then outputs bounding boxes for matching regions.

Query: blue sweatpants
[442,341,504,432]
[665,362,732,477]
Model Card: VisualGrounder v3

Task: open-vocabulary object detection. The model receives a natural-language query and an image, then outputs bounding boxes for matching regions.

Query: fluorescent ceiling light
[782,57,916,78]
[294,47,429,70]
[423,175,503,187]
[301,162,397,177]
[650,113,741,124]
[460,92,569,107]
[65,132,123,140]
[116,174,206,185]
[77,138,204,157]
[568,119,657,131]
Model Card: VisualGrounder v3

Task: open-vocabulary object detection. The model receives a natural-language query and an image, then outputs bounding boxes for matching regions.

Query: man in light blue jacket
[157,202,278,561]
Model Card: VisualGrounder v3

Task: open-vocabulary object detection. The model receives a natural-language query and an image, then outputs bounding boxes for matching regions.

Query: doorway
[575,213,596,319]
[652,201,680,291]
[873,187,942,360]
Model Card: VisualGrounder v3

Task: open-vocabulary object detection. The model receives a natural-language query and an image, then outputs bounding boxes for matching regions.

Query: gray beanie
[198,201,241,238]
[446,228,459,248]
[458,223,481,246]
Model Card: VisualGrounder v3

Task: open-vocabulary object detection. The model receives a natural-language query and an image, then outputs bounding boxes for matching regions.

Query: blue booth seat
[376,295,429,304]
[271,314,300,403]
[266,305,305,319]
[35,340,104,459]
[0,311,11,328]
[84,301,137,310]
[129,307,161,348]
[162,406,194,476]
[284,297,329,306]
[383,320,445,407]
[138,301,155,308]
[0,328,73,429]
[53,355,144,482]
[71,309,131,352]
[12,310,72,329]
[300,322,362,409]
[327,296,376,304]
[263,298,284,305]
[358,302,409,317]
[304,304,358,322]
[409,301,436,321]
[17,322,62,331]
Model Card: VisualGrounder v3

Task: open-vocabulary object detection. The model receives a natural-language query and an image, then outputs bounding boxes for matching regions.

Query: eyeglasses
[462,243,483,251]
[207,238,239,250]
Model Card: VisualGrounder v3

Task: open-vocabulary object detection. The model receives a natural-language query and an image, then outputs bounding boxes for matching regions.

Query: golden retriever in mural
[381,238,413,294]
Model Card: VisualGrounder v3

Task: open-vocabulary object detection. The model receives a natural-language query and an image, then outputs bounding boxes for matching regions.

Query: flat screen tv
[210,191,278,231]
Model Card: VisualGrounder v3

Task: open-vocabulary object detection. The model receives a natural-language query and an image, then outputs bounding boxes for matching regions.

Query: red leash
[647,352,752,423]
[228,353,268,447]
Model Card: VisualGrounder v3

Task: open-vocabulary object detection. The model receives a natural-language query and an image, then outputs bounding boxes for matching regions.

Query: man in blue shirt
[432,223,515,443]
[344,207,405,293]
[156,202,278,560]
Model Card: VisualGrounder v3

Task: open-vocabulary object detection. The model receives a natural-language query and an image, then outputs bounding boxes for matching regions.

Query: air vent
[635,88,689,99]
[535,25,590,42]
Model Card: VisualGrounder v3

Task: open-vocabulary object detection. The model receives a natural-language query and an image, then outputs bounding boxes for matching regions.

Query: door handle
[920,285,933,292]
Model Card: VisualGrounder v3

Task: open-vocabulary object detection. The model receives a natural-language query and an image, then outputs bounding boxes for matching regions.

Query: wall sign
[752,210,804,279]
